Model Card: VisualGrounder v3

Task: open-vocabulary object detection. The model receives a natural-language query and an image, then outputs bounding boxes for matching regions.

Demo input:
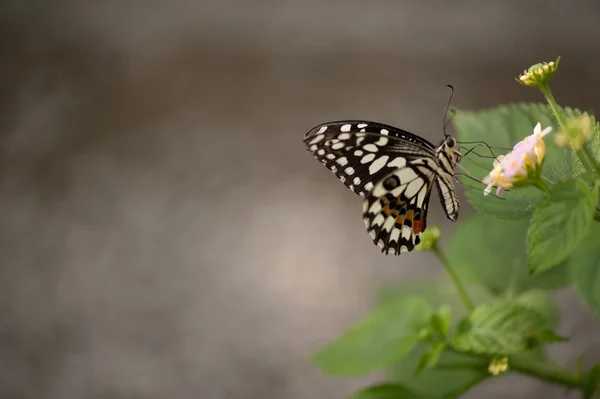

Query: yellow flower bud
[516,57,560,87]
[488,355,509,376]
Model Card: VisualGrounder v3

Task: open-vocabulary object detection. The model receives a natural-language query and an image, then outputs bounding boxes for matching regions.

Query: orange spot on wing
[412,218,424,234]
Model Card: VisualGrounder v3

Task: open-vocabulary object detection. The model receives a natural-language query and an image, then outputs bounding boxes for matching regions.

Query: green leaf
[527,179,598,274]
[349,383,432,399]
[416,342,447,373]
[451,300,563,355]
[390,345,488,397]
[514,290,559,327]
[430,305,451,339]
[569,223,600,318]
[453,103,588,220]
[584,363,600,399]
[446,214,570,296]
[312,296,432,376]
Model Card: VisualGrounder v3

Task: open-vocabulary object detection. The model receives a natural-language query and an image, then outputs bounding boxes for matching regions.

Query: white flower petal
[533,122,542,135]
[484,183,493,196]
[540,125,552,137]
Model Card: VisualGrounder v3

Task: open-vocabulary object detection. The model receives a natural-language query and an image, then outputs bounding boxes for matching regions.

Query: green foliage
[446,214,570,295]
[527,179,599,274]
[569,223,600,318]
[312,296,431,376]
[429,306,451,339]
[310,59,600,398]
[390,345,488,398]
[451,299,565,355]
[416,342,447,372]
[513,289,559,326]
[348,383,432,399]
[452,103,587,220]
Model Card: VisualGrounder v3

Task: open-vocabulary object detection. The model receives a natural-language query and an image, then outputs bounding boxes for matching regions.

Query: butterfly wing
[435,174,459,222]
[303,121,436,197]
[362,158,438,255]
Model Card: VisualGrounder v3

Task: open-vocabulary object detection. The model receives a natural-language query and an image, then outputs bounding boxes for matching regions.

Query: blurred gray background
[2,1,600,398]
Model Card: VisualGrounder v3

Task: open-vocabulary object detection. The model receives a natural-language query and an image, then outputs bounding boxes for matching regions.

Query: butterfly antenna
[443,84,455,137]
[458,140,511,159]
[458,156,495,172]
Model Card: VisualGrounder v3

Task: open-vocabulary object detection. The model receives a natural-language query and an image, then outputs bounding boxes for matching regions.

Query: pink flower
[483,123,552,196]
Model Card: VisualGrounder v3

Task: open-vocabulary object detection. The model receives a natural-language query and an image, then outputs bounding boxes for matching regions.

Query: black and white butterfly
[303,120,461,255]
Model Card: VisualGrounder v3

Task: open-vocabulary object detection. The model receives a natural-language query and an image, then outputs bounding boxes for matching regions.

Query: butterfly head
[437,135,462,167]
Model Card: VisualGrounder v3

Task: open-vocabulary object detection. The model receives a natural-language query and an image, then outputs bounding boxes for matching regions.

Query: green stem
[431,243,474,312]
[539,84,567,131]
[509,356,588,391]
[531,178,549,192]
[446,347,590,392]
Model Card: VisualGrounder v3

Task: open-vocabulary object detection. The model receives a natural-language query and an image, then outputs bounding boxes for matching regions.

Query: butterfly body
[303,120,461,255]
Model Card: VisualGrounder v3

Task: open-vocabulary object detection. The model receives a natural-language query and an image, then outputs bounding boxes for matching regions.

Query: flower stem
[431,243,474,312]
[539,84,567,131]
[531,178,549,192]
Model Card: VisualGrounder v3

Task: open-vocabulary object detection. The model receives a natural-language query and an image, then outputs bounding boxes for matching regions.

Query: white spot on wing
[387,157,407,168]
[380,129,389,135]
[344,167,355,175]
[369,229,376,239]
[309,134,324,144]
[369,155,390,175]
[340,124,352,132]
[405,179,423,198]
[372,213,385,227]
[400,245,409,253]
[390,227,400,243]
[336,157,348,166]
[353,177,361,185]
[331,142,345,150]
[402,225,412,240]
[317,149,325,155]
[363,144,378,152]
[357,123,368,128]
[364,182,374,192]
[354,150,363,156]
[375,137,389,146]
[369,201,382,215]
[338,133,351,140]
[361,153,376,164]
[317,126,327,134]
[326,154,335,160]
[382,216,394,232]
[310,145,318,151]
[377,239,385,249]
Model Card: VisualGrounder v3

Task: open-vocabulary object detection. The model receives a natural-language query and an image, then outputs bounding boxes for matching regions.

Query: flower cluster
[483,123,552,196]
[517,57,560,87]
[488,355,509,376]
[555,114,593,151]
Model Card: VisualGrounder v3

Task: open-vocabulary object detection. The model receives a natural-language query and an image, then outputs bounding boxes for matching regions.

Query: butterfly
[303,120,462,255]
